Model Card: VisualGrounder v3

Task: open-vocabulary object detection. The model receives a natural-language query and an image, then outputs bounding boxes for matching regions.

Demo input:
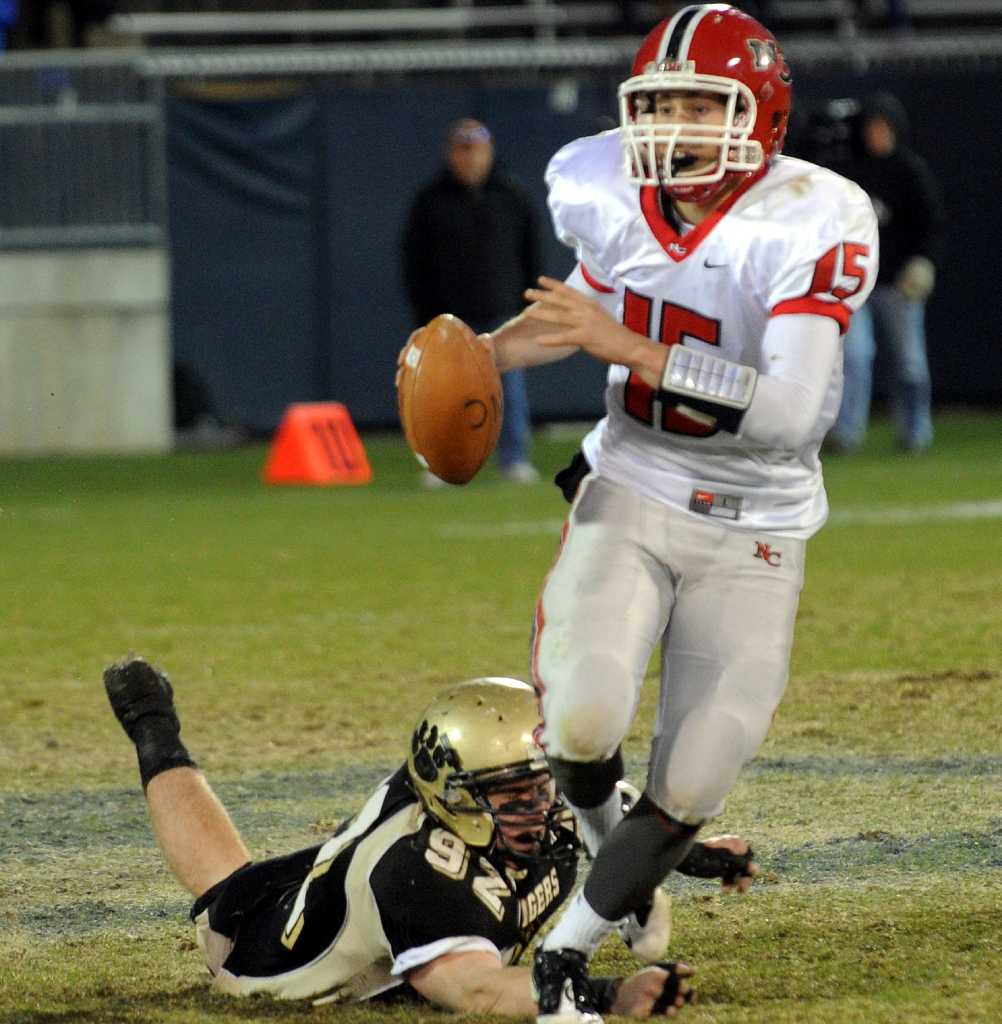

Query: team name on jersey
[518,867,561,927]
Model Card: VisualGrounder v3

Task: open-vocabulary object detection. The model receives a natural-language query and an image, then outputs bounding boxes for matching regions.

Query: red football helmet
[619,3,792,203]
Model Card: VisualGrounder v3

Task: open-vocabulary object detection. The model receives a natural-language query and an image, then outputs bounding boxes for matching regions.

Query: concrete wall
[0,248,171,455]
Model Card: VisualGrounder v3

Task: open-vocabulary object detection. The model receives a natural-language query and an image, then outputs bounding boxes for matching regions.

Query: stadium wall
[165,61,1001,433]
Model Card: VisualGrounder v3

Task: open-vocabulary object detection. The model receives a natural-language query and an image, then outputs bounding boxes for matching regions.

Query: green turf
[2,409,1000,1022]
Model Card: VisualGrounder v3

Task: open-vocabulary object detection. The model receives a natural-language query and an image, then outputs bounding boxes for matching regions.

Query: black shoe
[532,948,603,1024]
[104,657,180,742]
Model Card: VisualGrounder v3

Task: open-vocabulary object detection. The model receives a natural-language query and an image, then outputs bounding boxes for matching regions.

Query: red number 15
[622,290,721,437]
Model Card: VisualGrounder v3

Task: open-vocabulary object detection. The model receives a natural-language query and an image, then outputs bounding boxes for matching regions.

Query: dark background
[167,65,1002,433]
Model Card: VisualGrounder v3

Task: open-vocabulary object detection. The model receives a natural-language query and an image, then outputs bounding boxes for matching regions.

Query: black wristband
[656,391,747,434]
[589,976,623,1014]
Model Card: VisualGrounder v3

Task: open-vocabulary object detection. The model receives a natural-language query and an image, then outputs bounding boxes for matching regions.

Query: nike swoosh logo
[703,259,728,269]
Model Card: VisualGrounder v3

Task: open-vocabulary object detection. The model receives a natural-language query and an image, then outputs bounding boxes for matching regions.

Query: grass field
[2,410,1000,1023]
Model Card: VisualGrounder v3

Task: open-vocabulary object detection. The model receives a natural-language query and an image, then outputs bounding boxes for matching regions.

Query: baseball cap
[448,120,492,146]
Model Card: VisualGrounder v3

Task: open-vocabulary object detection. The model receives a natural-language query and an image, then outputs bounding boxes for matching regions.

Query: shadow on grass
[8,984,459,1024]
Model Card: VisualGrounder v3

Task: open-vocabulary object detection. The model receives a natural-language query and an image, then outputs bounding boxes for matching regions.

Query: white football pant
[532,474,805,825]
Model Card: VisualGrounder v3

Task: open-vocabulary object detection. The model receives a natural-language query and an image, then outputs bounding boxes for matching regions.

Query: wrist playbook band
[658,345,758,434]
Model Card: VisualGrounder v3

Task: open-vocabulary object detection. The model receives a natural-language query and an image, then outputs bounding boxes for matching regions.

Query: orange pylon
[263,403,372,486]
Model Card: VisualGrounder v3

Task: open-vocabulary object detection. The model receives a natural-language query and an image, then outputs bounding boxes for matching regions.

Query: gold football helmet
[407,677,564,859]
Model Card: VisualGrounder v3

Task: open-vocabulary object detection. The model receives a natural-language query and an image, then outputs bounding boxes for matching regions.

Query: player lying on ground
[105,660,757,1015]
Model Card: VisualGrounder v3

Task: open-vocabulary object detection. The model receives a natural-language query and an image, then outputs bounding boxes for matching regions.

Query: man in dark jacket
[829,91,944,453]
[403,119,542,483]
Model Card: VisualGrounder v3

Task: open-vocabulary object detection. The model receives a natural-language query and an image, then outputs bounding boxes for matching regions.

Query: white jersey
[546,130,878,538]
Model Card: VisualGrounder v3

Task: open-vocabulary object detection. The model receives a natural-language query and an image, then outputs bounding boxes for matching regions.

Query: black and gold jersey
[191,766,578,1004]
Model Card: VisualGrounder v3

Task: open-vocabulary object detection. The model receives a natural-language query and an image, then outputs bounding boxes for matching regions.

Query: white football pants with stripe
[531,473,805,825]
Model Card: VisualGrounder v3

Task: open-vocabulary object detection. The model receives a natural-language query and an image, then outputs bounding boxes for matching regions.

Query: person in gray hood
[829,90,945,453]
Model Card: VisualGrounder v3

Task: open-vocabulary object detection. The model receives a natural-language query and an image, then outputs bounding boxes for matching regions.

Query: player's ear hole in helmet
[406,678,576,862]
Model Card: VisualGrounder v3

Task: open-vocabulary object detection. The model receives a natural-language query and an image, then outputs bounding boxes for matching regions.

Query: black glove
[677,841,755,885]
[553,450,591,503]
[591,963,695,1016]
[650,961,696,1015]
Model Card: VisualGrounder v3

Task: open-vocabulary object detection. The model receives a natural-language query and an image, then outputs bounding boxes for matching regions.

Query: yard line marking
[437,518,565,539]
[750,753,1002,777]
[435,500,1002,539]
[827,499,1002,526]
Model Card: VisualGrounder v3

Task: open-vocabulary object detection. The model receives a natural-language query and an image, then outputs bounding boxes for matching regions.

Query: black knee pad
[548,749,624,809]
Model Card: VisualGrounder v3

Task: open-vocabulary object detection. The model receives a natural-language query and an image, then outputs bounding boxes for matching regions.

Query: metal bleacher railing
[104,0,1002,41]
[3,1,1002,249]
[0,50,166,248]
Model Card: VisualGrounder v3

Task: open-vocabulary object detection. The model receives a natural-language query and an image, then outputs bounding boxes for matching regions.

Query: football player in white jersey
[474,5,879,1021]
[105,657,757,1017]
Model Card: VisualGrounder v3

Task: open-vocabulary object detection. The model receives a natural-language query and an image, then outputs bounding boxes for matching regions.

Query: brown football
[397,314,503,485]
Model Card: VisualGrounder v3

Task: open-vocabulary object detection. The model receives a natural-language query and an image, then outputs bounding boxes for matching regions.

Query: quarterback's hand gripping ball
[396,314,503,485]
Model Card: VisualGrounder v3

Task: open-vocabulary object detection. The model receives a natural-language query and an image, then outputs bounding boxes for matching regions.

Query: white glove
[895,256,935,300]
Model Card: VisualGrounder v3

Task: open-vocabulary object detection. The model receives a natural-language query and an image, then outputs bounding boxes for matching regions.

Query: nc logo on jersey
[411,719,460,782]
[754,542,781,567]
[667,241,688,257]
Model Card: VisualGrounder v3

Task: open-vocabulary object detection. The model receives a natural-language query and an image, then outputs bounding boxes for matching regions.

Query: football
[397,314,503,485]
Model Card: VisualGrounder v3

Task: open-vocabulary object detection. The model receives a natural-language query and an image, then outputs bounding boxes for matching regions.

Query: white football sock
[541,888,618,958]
[568,788,624,859]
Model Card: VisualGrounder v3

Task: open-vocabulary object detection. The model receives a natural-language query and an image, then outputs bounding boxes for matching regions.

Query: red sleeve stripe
[580,262,615,293]
[771,297,851,333]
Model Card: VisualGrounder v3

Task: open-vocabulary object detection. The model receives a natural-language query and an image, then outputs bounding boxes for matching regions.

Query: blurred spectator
[828,91,944,453]
[797,97,862,167]
[7,0,113,49]
[403,118,542,485]
[866,0,912,31]
[0,0,17,50]
[173,361,248,450]
[65,0,115,46]
[885,0,912,30]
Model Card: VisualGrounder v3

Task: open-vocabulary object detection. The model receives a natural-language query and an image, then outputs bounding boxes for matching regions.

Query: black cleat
[532,948,603,1024]
[104,657,180,742]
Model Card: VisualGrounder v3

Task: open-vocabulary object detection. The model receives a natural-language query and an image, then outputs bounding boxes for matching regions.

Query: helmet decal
[746,38,792,82]
[411,719,460,783]
[655,5,703,65]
